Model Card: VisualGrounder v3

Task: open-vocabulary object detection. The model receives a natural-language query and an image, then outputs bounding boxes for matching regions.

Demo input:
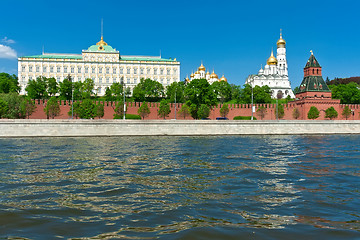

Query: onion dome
[277,30,286,47]
[219,75,227,82]
[198,63,206,71]
[206,70,210,76]
[195,70,200,75]
[258,67,264,74]
[190,72,194,78]
[185,76,190,82]
[267,50,278,65]
[210,70,218,79]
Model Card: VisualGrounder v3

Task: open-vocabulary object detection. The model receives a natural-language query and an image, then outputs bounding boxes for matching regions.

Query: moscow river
[0,135,359,239]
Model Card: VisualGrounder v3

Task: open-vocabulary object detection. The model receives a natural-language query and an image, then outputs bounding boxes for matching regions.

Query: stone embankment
[1,119,360,137]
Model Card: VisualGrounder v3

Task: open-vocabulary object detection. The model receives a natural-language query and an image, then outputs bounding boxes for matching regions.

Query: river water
[0,135,359,239]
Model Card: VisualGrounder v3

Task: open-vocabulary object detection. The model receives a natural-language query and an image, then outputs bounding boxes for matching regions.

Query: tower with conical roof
[296,51,331,96]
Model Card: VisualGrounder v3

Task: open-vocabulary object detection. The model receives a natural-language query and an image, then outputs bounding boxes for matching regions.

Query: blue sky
[1,0,359,88]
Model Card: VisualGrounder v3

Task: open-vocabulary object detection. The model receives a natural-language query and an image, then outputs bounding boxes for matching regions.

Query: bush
[114,114,141,119]
[233,116,257,120]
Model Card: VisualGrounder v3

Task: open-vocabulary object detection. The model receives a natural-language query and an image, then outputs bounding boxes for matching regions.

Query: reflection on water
[0,135,359,239]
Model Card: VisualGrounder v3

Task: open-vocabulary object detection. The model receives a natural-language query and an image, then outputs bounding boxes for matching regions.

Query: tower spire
[101,18,103,39]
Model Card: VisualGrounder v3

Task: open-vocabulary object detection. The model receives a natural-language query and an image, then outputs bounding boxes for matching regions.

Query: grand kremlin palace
[17,37,180,95]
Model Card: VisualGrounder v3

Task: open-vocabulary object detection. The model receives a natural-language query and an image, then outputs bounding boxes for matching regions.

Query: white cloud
[2,37,15,44]
[0,44,17,59]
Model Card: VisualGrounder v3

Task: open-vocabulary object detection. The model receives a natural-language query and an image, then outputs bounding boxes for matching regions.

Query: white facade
[18,37,180,95]
[186,63,227,84]
[245,33,295,99]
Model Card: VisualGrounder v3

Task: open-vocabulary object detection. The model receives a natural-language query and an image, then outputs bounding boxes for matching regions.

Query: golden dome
[206,70,210,75]
[190,72,194,78]
[219,75,227,82]
[185,77,190,82]
[195,70,200,75]
[267,50,278,65]
[277,31,286,46]
[210,70,218,79]
[96,36,108,46]
[198,63,206,71]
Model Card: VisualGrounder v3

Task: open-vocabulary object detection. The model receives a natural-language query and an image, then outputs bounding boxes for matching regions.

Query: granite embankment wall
[1,119,360,137]
[29,100,360,120]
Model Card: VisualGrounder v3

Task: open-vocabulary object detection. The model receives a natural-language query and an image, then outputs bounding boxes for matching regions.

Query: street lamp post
[123,81,126,120]
[174,86,177,120]
[70,75,74,119]
[251,84,254,120]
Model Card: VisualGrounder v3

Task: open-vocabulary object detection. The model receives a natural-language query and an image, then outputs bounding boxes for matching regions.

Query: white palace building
[18,36,180,95]
[245,32,295,99]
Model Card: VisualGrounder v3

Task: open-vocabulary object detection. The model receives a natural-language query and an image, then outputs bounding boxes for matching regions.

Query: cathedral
[186,63,227,84]
[245,32,295,99]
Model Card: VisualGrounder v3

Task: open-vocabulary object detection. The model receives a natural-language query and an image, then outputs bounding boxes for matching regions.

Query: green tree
[219,104,229,118]
[276,104,285,119]
[105,87,113,101]
[1,93,25,119]
[307,106,320,120]
[73,81,83,100]
[95,103,104,119]
[158,99,171,119]
[197,104,210,119]
[0,97,9,118]
[241,84,272,104]
[184,78,216,119]
[138,102,151,119]
[166,82,185,103]
[25,77,48,99]
[59,75,73,100]
[212,81,232,103]
[342,105,352,120]
[81,78,95,99]
[44,97,60,119]
[325,106,338,120]
[113,100,124,119]
[256,106,267,120]
[292,108,300,119]
[78,99,96,119]
[178,104,191,119]
[133,78,164,102]
[20,98,36,119]
[0,73,20,93]
[331,82,360,104]
[68,101,81,119]
[46,77,58,96]
[110,82,123,100]
[230,84,242,103]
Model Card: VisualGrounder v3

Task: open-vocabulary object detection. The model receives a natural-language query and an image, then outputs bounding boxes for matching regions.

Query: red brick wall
[29,100,360,120]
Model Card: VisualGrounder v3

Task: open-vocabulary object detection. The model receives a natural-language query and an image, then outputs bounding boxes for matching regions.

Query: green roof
[120,56,176,62]
[298,75,331,93]
[20,54,82,59]
[305,54,321,68]
[85,44,117,52]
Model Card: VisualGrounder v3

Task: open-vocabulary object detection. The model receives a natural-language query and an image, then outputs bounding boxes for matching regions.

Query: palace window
[167,78,170,84]
[106,77,109,83]
[43,66,47,72]
[99,77,102,83]
[120,68,123,74]
[29,66,33,72]
[22,66,25,72]
[167,69,170,75]
[173,69,177,74]
[154,69,157,75]
[63,67,67,73]
[36,67,39,72]
[78,68,81,73]
[92,67,95,73]
[160,69,164,75]
[127,79,130,84]
[57,77,60,82]
[134,78,137,84]
[99,68,102,73]
[50,67,54,73]
[106,68,109,74]
[134,68,137,74]
[127,68,130,74]
[85,67,88,73]
[71,67,74,73]
[113,68,116,74]
[147,68,150,74]
[140,68,144,74]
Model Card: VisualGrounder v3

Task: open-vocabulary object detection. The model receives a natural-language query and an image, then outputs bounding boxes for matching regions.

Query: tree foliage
[331,82,360,104]
[133,78,164,102]
[184,79,216,119]
[158,99,171,119]
[241,84,272,104]
[178,104,191,119]
[0,73,20,93]
[256,106,267,120]
[342,105,352,120]
[0,97,9,118]
[212,81,232,103]
[292,108,300,119]
[197,104,210,119]
[26,77,48,99]
[325,106,338,120]
[276,104,285,119]
[44,97,60,119]
[1,93,25,119]
[113,100,125,119]
[20,98,36,119]
[59,76,73,100]
[166,82,185,103]
[307,106,320,120]
[219,104,229,118]
[138,102,151,119]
